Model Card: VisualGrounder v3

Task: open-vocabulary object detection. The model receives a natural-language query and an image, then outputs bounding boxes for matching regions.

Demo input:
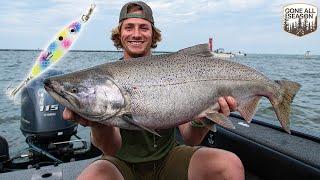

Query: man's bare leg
[77,160,124,180]
[188,147,244,180]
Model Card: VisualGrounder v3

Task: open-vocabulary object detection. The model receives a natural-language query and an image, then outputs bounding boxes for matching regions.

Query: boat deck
[209,115,320,179]
[1,115,319,179]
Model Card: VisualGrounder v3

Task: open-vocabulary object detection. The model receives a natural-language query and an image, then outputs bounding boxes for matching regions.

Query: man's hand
[63,108,122,155]
[180,96,238,145]
[217,96,237,116]
[193,96,237,124]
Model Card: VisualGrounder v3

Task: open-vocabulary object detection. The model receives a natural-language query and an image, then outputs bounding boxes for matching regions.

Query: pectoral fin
[122,114,161,137]
[196,103,220,118]
[205,112,235,129]
[237,96,261,123]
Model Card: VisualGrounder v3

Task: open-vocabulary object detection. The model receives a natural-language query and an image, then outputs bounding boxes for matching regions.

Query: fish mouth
[43,79,81,111]
[43,79,108,120]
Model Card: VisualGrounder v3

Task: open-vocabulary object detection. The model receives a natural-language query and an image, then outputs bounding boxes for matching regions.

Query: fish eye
[58,36,63,41]
[70,28,75,33]
[71,87,78,93]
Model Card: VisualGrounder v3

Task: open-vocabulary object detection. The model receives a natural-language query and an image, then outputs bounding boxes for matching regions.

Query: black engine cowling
[20,70,77,143]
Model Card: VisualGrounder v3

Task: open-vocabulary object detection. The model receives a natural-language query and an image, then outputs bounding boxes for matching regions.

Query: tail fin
[272,80,301,133]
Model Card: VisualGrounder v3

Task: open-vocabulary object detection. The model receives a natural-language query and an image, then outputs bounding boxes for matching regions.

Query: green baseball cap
[119,1,154,24]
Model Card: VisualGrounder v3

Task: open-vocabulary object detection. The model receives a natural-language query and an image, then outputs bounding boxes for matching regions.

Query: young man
[64,1,244,179]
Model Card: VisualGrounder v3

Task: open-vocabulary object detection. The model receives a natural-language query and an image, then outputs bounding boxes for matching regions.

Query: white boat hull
[211,52,234,59]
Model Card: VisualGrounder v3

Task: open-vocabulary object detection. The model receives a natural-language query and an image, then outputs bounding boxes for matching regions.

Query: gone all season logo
[283,3,318,37]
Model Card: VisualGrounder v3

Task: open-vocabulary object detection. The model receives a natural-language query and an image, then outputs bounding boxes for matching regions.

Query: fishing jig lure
[10,4,96,97]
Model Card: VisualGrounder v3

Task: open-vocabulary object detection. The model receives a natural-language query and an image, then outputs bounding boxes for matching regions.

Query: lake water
[0,50,319,156]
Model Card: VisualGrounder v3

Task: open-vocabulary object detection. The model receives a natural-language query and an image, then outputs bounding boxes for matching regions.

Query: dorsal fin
[177,43,212,57]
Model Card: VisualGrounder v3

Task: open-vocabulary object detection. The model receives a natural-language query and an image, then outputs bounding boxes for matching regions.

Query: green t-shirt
[115,128,176,163]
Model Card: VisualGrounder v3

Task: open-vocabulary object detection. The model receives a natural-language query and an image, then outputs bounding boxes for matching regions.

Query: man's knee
[224,151,244,171]
[189,148,244,180]
[77,160,124,180]
[218,150,244,177]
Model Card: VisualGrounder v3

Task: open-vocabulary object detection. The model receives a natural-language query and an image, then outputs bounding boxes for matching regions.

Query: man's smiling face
[120,12,153,59]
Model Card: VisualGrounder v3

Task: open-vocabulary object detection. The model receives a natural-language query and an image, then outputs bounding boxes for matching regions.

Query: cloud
[0,0,102,34]
[1,0,319,51]
[1,0,299,30]
[2,0,319,28]
[148,0,268,24]
[228,0,264,10]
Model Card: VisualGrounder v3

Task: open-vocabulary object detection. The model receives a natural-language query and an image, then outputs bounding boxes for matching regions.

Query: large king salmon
[44,44,301,135]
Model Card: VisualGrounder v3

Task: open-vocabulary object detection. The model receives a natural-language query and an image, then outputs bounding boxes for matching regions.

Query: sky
[0,0,319,54]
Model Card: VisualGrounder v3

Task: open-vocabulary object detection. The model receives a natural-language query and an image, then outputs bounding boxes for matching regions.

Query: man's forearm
[179,119,210,146]
[90,126,121,156]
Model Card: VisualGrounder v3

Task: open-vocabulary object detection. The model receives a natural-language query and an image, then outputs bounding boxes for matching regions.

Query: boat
[0,70,319,179]
[211,48,235,59]
[234,51,247,56]
[305,51,311,59]
[208,38,234,59]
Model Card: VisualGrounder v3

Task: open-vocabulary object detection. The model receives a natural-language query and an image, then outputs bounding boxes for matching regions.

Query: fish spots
[216,86,232,97]
[112,102,124,109]
[71,87,78,93]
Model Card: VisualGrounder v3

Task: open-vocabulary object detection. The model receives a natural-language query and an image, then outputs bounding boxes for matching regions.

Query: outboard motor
[0,135,9,162]
[19,70,83,163]
[0,70,99,171]
[20,69,77,143]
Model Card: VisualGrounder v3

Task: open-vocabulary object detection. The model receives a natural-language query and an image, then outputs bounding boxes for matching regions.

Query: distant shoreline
[0,49,319,56]
[0,49,173,54]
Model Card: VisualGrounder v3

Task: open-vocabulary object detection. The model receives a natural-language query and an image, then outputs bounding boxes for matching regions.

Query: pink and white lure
[10,4,96,97]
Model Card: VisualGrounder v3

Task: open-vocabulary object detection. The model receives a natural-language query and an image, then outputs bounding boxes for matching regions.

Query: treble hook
[9,76,33,97]
[82,4,96,22]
